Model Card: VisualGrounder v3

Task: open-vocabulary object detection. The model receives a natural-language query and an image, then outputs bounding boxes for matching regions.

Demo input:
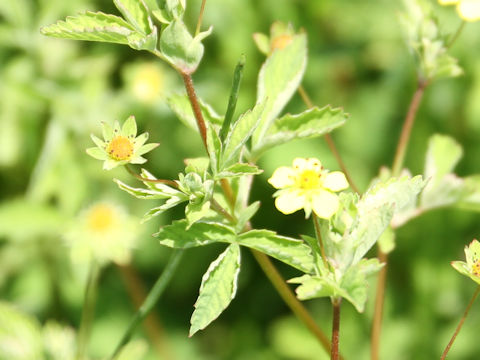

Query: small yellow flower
[124,62,165,103]
[268,158,349,219]
[451,239,480,284]
[86,115,159,170]
[439,0,480,22]
[65,202,139,266]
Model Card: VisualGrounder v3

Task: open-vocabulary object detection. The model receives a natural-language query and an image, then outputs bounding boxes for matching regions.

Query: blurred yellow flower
[439,0,480,22]
[123,62,166,103]
[65,202,139,266]
[268,158,349,219]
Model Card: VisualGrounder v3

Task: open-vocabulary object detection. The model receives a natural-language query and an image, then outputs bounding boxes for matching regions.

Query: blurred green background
[1,0,480,359]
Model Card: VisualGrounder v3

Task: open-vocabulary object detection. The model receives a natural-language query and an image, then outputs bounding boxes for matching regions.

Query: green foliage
[190,244,241,336]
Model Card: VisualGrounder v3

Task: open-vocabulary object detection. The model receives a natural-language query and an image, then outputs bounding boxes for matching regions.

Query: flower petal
[102,121,114,141]
[122,115,137,138]
[137,143,159,156]
[322,171,349,192]
[465,239,480,268]
[268,166,296,188]
[274,190,306,214]
[130,156,147,164]
[90,134,105,149]
[86,147,108,160]
[112,121,121,136]
[457,0,480,22]
[311,190,339,219]
[292,158,309,171]
[134,132,149,150]
[103,159,121,170]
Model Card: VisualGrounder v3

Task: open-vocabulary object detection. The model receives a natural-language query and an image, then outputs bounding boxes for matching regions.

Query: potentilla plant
[39,0,480,359]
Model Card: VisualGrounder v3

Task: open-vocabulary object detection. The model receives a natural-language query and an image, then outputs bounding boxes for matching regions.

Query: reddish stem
[331,298,341,360]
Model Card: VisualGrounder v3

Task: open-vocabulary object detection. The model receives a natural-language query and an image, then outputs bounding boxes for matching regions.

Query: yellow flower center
[87,204,115,232]
[297,169,322,190]
[472,260,480,277]
[270,35,293,52]
[107,136,134,161]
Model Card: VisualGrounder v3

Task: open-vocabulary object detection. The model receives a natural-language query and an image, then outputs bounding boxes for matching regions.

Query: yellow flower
[124,62,166,103]
[65,202,139,266]
[86,115,159,170]
[451,239,480,284]
[439,0,480,22]
[268,158,349,219]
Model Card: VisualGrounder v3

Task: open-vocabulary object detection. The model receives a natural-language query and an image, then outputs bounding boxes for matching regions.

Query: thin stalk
[195,0,207,36]
[210,197,236,224]
[313,214,329,270]
[331,298,342,360]
[251,250,343,359]
[447,21,466,49]
[109,250,184,360]
[297,85,359,194]
[391,80,428,177]
[371,79,428,360]
[440,285,480,360]
[370,250,388,360]
[181,72,208,151]
[76,261,100,360]
[125,166,179,187]
[118,264,175,360]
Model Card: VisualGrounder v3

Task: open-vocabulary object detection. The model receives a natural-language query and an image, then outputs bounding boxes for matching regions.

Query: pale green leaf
[186,201,211,227]
[288,274,338,300]
[160,20,212,73]
[190,244,241,336]
[167,93,223,130]
[456,175,480,212]
[235,201,260,233]
[252,33,307,150]
[40,11,136,45]
[424,134,462,181]
[256,106,348,156]
[0,302,43,360]
[237,229,315,273]
[206,124,222,175]
[127,27,158,51]
[155,220,236,248]
[215,163,263,179]
[114,179,185,200]
[377,226,396,254]
[222,100,265,167]
[113,0,153,34]
[141,197,187,222]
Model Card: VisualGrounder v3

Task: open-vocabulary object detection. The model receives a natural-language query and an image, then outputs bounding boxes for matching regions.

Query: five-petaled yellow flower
[86,115,159,170]
[268,158,349,219]
[439,0,480,22]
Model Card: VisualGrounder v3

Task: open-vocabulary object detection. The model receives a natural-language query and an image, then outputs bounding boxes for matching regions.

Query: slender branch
[251,250,343,359]
[210,197,237,224]
[391,80,428,177]
[313,214,329,270]
[331,298,342,360]
[370,250,388,360]
[195,0,207,36]
[440,285,480,360]
[297,85,360,194]
[181,72,209,151]
[125,166,179,187]
[76,261,100,360]
[117,264,175,360]
[447,21,466,49]
[109,250,184,360]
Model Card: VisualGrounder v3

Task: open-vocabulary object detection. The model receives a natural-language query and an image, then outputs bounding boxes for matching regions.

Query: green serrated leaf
[155,220,236,248]
[215,163,263,180]
[127,27,158,51]
[206,123,222,175]
[222,100,266,167]
[252,33,307,150]
[113,0,153,34]
[142,196,187,222]
[160,19,212,73]
[190,244,241,336]
[256,106,348,156]
[114,178,185,199]
[167,93,223,130]
[237,230,314,273]
[186,201,211,227]
[41,11,137,45]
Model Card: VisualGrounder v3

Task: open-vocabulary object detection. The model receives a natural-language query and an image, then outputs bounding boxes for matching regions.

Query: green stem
[440,285,480,360]
[297,85,360,194]
[109,250,184,360]
[370,250,388,360]
[312,214,329,270]
[331,298,342,360]
[76,261,100,360]
[447,21,466,49]
[219,55,245,141]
